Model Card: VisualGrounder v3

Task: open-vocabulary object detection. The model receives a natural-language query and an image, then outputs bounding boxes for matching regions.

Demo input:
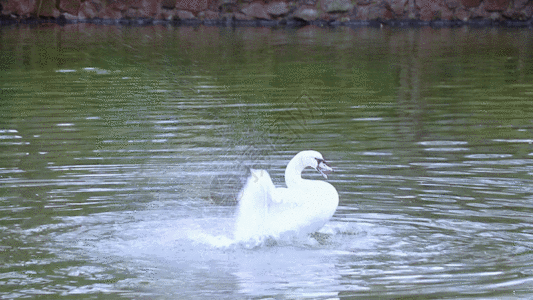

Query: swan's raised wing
[234,169,275,242]
[234,165,339,242]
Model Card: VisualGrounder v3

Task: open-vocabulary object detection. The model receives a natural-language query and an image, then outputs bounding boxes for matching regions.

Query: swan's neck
[284,156,307,188]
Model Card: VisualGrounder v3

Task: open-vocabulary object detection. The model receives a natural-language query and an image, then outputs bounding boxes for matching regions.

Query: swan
[234,150,339,242]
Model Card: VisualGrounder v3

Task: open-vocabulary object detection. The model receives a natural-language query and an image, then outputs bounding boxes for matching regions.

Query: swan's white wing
[234,169,275,242]
[266,181,339,238]
[234,168,339,242]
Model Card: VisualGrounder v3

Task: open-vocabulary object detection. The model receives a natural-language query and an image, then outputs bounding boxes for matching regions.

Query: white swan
[234,150,339,242]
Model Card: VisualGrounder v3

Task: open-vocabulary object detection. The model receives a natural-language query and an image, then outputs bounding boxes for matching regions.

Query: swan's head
[298,150,333,179]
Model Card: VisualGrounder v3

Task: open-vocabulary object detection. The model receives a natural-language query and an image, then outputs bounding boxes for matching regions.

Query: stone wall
[1,0,532,26]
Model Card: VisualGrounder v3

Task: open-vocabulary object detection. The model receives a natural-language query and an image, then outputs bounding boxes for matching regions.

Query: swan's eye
[316,158,324,165]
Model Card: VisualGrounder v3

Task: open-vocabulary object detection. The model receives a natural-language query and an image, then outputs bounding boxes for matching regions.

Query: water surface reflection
[1,24,533,299]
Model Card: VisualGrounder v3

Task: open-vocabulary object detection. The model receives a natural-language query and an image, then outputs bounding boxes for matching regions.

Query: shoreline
[1,0,533,28]
[1,17,533,28]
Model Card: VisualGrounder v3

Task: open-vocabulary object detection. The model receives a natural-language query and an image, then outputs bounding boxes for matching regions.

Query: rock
[470,1,490,18]
[418,7,434,21]
[220,0,237,6]
[354,5,368,20]
[489,11,503,20]
[454,7,470,20]
[444,0,459,9]
[439,7,454,20]
[110,1,128,11]
[177,9,195,19]
[417,0,443,21]
[99,6,122,19]
[78,1,100,19]
[266,2,289,16]
[484,0,510,11]
[241,2,270,19]
[320,12,335,21]
[175,0,208,12]
[59,0,81,15]
[124,8,138,18]
[320,0,353,13]
[36,0,60,17]
[207,0,219,11]
[2,0,35,18]
[525,4,533,17]
[95,0,156,19]
[234,12,252,20]
[199,10,219,19]
[161,0,177,9]
[128,0,146,9]
[461,0,481,8]
[39,7,60,18]
[220,2,237,13]
[390,0,408,16]
[143,0,162,18]
[513,0,529,10]
[115,0,161,18]
[160,8,177,19]
[501,9,518,19]
[356,1,392,20]
[357,0,372,6]
[293,5,319,21]
[62,12,78,20]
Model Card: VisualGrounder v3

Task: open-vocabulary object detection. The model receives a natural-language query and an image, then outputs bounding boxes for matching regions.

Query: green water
[1,24,533,299]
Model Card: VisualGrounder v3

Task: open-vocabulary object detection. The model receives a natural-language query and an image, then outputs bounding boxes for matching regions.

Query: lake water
[1,24,533,299]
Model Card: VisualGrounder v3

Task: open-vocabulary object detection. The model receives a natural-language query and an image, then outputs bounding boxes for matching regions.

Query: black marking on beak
[315,158,331,168]
[315,158,333,178]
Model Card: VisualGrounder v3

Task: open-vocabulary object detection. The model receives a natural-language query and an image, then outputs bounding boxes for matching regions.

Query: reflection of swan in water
[234,150,339,243]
